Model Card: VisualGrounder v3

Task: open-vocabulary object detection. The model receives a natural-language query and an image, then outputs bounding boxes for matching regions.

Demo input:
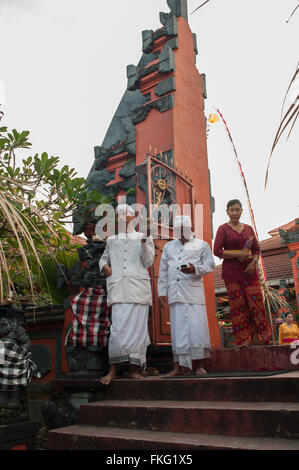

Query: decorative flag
[208,113,220,124]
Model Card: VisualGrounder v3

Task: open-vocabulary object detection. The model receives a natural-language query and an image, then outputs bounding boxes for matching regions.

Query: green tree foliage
[0,124,111,304]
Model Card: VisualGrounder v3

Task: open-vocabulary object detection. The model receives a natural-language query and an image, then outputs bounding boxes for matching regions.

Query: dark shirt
[213,223,260,283]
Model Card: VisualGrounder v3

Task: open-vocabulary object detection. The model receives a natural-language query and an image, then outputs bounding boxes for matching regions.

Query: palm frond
[286,3,299,23]
[261,284,293,314]
[29,251,79,304]
[260,283,293,344]
[191,0,211,15]
[0,181,67,306]
[265,63,299,188]
[280,61,299,120]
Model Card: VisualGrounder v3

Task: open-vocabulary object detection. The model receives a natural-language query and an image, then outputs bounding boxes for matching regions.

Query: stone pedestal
[65,345,109,379]
[0,303,40,439]
[0,421,40,450]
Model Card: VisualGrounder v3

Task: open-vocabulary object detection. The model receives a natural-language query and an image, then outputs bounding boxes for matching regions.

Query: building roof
[268,219,298,236]
[261,252,293,281]
[259,236,283,251]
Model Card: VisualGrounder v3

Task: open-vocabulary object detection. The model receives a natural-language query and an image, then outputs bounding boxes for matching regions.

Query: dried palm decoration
[0,174,64,307]
[208,109,296,343]
[265,61,299,188]
[286,1,299,23]
[191,0,211,15]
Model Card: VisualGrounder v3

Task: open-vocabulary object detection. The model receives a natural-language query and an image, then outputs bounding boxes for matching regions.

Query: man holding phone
[158,215,215,377]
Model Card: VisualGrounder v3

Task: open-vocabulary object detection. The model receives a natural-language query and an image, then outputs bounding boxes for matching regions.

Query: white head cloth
[174,215,192,228]
[116,204,135,216]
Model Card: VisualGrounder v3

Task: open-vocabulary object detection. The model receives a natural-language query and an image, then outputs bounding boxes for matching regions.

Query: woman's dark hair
[227,199,242,210]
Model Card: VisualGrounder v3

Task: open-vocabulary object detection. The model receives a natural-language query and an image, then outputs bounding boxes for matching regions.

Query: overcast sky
[0,0,298,242]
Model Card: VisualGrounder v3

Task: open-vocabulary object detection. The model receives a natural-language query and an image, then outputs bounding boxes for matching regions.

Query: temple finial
[167,0,188,21]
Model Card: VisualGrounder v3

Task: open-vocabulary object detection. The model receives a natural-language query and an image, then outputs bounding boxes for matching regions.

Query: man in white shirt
[158,215,215,377]
[99,204,155,385]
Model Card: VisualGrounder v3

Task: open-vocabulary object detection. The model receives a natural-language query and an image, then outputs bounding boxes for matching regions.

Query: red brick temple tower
[74,0,220,348]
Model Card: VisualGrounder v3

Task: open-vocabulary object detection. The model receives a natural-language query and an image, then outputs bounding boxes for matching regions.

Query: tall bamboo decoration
[208,109,276,341]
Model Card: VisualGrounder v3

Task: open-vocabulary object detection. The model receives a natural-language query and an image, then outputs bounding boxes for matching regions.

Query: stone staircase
[46,373,299,450]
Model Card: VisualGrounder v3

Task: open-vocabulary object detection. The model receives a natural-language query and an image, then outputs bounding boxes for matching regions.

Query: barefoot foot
[195,367,207,376]
[100,371,116,386]
[165,369,182,378]
[128,372,144,380]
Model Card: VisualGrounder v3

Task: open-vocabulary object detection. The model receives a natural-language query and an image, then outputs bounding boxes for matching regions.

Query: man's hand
[180,263,195,274]
[159,296,167,308]
[103,264,112,278]
[244,261,256,277]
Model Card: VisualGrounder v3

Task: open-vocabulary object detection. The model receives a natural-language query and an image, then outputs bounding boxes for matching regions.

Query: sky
[0,0,298,242]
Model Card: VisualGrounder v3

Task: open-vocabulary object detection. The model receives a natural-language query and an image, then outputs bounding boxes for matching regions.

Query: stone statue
[60,230,112,378]
[0,302,39,424]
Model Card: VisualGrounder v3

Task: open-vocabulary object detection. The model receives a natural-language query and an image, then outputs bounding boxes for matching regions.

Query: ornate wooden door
[149,239,171,345]
[139,153,195,346]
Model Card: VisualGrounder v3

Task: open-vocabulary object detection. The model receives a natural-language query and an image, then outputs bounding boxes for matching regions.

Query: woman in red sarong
[213,200,273,347]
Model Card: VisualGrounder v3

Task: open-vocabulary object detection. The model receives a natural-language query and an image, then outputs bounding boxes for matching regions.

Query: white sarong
[108,303,150,369]
[170,303,211,370]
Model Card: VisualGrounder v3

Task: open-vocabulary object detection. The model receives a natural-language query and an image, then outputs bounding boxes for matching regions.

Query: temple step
[46,424,299,451]
[47,374,299,450]
[51,374,299,403]
[77,399,299,439]
[104,375,299,402]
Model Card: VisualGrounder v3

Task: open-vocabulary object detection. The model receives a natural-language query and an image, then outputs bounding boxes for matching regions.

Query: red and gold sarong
[225,279,273,345]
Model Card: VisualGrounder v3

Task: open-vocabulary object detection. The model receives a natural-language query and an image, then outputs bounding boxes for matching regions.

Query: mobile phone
[181,264,188,268]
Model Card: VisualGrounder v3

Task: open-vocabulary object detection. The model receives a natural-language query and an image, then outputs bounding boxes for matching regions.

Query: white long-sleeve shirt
[99,231,155,307]
[157,238,215,305]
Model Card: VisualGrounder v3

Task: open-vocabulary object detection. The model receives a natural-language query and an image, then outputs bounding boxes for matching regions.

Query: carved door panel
[149,239,171,345]
[140,153,195,347]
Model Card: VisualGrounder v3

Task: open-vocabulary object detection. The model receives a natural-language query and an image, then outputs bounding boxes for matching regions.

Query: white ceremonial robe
[108,303,150,368]
[157,237,215,369]
[99,231,154,367]
[170,303,211,369]
[99,231,154,307]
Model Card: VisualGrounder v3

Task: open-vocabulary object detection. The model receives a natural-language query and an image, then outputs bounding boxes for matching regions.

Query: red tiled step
[104,375,299,402]
[205,346,299,372]
[51,375,299,403]
[78,400,299,439]
[46,425,299,451]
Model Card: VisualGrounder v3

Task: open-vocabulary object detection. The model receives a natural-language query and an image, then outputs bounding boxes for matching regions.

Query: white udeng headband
[174,215,192,228]
[116,204,135,216]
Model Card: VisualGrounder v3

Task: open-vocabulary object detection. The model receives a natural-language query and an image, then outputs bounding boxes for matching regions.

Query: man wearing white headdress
[158,215,215,376]
[99,204,155,385]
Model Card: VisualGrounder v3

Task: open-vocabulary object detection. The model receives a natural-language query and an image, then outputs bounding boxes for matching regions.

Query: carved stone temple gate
[73,0,221,349]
